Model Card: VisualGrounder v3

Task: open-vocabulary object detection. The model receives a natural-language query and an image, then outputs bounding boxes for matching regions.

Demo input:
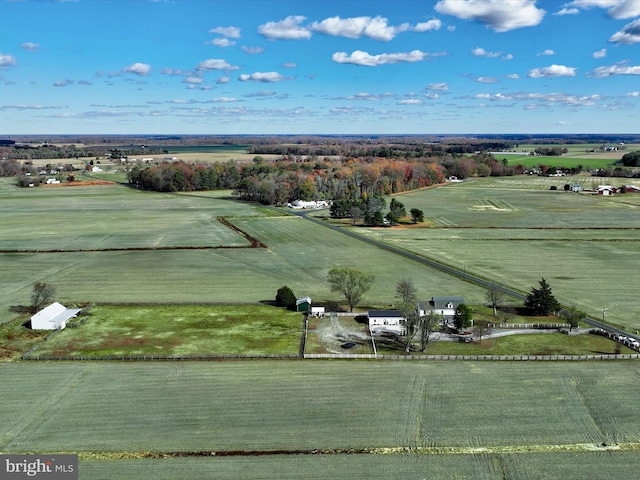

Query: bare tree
[30,282,56,313]
[418,311,440,352]
[395,278,417,306]
[474,319,492,341]
[561,304,585,332]
[485,286,505,316]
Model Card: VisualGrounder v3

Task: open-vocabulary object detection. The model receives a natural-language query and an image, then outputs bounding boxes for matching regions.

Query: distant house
[417,296,465,325]
[296,296,312,313]
[624,185,640,193]
[28,302,82,330]
[45,178,60,184]
[570,184,582,193]
[598,185,617,195]
[310,306,325,317]
[368,310,406,335]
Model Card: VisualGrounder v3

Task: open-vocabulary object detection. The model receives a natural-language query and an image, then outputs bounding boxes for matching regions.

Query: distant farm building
[28,302,81,330]
[598,185,617,195]
[368,310,406,335]
[296,296,312,313]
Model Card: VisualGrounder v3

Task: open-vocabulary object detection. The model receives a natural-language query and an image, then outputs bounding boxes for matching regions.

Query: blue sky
[1,0,639,135]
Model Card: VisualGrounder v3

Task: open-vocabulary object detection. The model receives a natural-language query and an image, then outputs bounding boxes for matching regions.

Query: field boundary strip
[21,353,640,361]
[17,442,640,460]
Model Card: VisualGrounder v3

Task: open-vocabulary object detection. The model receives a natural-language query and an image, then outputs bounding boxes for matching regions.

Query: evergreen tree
[275,285,296,310]
[525,277,560,315]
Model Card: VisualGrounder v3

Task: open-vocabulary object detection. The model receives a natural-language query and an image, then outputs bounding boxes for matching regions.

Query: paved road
[289,208,639,343]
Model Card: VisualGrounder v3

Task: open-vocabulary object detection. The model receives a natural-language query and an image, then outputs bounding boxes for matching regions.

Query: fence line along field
[2,361,640,479]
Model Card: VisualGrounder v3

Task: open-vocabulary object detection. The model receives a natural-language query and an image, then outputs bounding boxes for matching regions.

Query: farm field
[33,305,303,357]
[348,176,640,329]
[0,177,489,322]
[2,361,640,479]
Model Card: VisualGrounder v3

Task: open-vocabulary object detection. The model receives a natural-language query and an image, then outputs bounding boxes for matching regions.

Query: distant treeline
[127,153,524,204]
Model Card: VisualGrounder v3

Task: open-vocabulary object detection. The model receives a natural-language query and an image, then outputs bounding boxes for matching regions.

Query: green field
[33,305,303,357]
[2,361,640,479]
[346,176,640,329]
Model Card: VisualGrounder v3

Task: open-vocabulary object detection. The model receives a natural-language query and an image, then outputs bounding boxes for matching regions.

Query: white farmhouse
[29,302,82,330]
[417,296,465,325]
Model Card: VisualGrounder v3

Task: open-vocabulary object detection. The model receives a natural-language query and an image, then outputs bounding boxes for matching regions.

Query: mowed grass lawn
[3,361,640,479]
[34,305,303,356]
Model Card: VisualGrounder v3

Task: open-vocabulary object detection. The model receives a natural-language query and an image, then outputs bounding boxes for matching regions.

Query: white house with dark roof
[29,302,82,330]
[417,296,465,325]
[367,310,406,335]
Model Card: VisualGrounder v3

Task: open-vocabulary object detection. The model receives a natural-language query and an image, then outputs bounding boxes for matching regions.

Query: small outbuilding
[28,302,81,330]
[368,309,406,335]
[296,296,312,313]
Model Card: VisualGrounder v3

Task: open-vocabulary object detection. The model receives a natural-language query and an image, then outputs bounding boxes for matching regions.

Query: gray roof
[368,309,403,318]
[431,296,465,310]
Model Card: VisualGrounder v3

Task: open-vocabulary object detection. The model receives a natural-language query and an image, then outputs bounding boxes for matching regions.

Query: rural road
[288,207,639,344]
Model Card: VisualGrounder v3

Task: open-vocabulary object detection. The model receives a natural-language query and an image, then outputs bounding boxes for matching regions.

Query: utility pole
[601,307,607,330]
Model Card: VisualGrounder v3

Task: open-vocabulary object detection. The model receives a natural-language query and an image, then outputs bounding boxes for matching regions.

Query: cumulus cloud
[207,38,236,47]
[332,49,431,66]
[20,42,40,51]
[399,98,424,105]
[554,7,580,15]
[587,62,640,77]
[528,64,577,78]
[609,19,640,45]
[435,0,545,32]
[239,71,291,82]
[473,91,601,107]
[537,49,556,56]
[593,48,607,58]
[183,76,204,84]
[310,15,409,41]
[414,19,442,31]
[122,62,151,76]
[258,16,311,40]
[0,53,18,67]
[208,26,241,38]
[566,0,640,19]
[241,46,264,54]
[216,75,230,84]
[197,59,239,71]
[472,47,503,58]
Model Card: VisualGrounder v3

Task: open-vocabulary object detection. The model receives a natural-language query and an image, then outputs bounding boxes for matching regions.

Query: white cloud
[502,54,514,61]
[208,26,241,38]
[554,7,580,15]
[477,76,499,83]
[472,91,601,107]
[122,62,151,76]
[0,53,18,67]
[282,62,297,68]
[505,73,521,79]
[435,0,545,32]
[53,79,73,87]
[627,91,639,97]
[528,64,577,78]
[241,46,264,55]
[593,48,607,58]
[566,0,640,19]
[311,16,408,41]
[197,59,239,71]
[207,38,236,47]
[183,76,204,84]
[587,62,640,77]
[537,49,556,56]
[472,47,502,58]
[258,16,311,40]
[427,82,449,91]
[399,98,424,105]
[216,75,230,84]
[212,97,238,103]
[238,71,291,83]
[332,49,430,66]
[20,42,40,51]
[414,19,442,31]
[609,19,640,45]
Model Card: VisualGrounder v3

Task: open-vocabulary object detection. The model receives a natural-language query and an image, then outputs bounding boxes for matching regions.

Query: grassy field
[345,176,640,329]
[33,305,303,357]
[2,360,640,479]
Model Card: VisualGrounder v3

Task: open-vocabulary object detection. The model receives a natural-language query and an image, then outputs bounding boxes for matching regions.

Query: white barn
[368,310,406,335]
[29,302,82,330]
